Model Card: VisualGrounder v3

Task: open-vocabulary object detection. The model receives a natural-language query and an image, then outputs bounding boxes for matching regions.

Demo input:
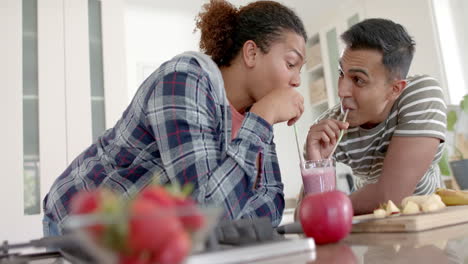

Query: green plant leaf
[447,110,458,132]
[438,150,451,176]
[461,95,468,114]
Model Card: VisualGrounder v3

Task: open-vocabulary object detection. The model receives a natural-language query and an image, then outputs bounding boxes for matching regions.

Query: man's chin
[347,122,358,128]
[360,122,381,129]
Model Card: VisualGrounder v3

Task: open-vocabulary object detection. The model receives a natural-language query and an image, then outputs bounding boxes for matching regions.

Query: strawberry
[156,229,191,264]
[70,190,102,215]
[127,199,183,256]
[70,190,105,239]
[174,197,205,231]
[118,253,150,264]
[139,185,175,208]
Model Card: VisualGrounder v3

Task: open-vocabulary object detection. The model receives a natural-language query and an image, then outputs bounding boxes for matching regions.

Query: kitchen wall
[364,0,444,87]
[124,0,342,100]
[458,1,468,95]
[125,1,201,101]
[305,0,448,99]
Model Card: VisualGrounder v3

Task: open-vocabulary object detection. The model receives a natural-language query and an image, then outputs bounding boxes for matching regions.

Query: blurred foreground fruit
[70,190,115,239]
[139,185,175,208]
[69,183,206,264]
[128,199,182,255]
[174,197,206,230]
[70,190,102,215]
[157,230,191,264]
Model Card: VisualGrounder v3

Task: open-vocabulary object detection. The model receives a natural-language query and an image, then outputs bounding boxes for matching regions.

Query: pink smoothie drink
[301,166,336,194]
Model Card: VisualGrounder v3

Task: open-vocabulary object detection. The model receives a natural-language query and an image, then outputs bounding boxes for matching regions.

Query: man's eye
[354,77,365,86]
[338,69,344,77]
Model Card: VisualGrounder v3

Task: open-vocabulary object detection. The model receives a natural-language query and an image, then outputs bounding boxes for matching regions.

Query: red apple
[299,190,353,244]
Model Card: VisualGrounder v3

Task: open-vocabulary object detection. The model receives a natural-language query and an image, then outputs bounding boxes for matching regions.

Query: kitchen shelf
[307,64,324,81]
[312,99,328,108]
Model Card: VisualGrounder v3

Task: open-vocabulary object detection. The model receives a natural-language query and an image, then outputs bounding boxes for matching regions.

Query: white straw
[293,124,304,166]
[328,109,349,159]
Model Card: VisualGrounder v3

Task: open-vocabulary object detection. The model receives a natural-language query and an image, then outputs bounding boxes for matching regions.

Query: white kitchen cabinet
[302,11,363,119]
[0,0,126,243]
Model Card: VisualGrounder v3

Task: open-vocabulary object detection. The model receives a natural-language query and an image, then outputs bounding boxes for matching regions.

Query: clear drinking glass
[301,158,336,194]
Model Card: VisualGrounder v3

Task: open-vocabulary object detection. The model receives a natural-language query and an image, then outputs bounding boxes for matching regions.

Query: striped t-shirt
[316,75,447,194]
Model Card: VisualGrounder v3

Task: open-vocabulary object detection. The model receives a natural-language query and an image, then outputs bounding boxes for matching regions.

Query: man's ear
[389,79,406,100]
[241,40,258,68]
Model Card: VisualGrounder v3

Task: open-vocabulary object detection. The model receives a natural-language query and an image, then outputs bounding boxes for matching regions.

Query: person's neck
[220,64,254,114]
[360,100,396,129]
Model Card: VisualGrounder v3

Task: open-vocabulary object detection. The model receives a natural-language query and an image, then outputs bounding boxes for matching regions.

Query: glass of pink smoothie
[301,159,336,194]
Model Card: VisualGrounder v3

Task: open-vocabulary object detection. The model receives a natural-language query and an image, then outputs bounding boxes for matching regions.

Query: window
[23,0,40,215]
[432,0,468,105]
[89,0,106,141]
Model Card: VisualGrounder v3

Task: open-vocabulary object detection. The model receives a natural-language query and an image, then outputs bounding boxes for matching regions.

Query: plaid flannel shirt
[44,52,285,228]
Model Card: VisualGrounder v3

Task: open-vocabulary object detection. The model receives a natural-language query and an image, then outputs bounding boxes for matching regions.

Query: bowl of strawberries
[63,183,221,264]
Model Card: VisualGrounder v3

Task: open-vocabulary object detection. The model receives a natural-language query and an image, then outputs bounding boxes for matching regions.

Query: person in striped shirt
[303,18,447,215]
[43,0,307,235]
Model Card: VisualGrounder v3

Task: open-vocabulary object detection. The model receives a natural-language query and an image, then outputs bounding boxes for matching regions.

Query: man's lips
[342,105,354,111]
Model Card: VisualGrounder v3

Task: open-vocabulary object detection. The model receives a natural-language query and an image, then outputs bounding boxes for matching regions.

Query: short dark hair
[341,18,415,79]
[195,0,307,67]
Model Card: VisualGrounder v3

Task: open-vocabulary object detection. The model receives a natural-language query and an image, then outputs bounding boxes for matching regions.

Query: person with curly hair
[43,0,307,235]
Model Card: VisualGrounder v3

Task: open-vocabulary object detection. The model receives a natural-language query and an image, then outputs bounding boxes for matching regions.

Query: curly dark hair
[195,0,307,67]
[341,18,416,79]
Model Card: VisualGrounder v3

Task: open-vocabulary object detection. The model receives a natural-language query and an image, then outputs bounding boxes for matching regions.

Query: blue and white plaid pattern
[44,53,285,228]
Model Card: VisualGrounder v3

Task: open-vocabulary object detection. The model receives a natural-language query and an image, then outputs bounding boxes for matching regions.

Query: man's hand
[250,88,304,126]
[305,119,349,160]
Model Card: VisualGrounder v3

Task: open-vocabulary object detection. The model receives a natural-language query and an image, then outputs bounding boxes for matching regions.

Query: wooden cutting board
[352,205,468,233]
[346,222,468,246]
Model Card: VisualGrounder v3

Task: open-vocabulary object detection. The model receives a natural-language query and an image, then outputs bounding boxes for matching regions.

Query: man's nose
[338,78,352,97]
